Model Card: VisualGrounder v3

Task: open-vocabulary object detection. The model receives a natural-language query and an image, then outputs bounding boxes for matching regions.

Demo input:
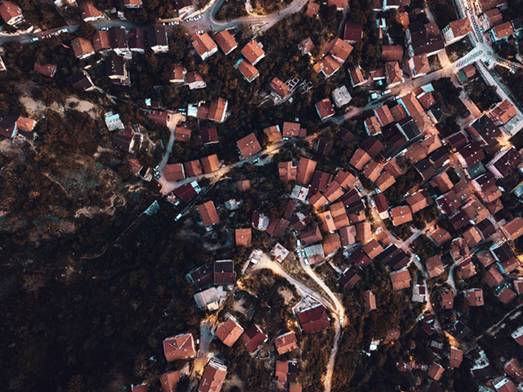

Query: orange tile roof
[241,40,265,64]
[197,200,220,226]
[214,29,237,54]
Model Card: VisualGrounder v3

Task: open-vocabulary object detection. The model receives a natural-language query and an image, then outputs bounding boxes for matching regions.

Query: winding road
[250,251,346,392]
[0,0,308,45]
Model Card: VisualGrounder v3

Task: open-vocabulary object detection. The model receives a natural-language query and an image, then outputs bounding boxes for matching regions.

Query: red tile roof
[297,304,330,333]
[198,360,227,392]
[296,157,317,185]
[236,132,262,158]
[274,331,298,355]
[241,40,265,64]
[216,316,244,347]
[214,29,237,54]
[163,333,196,362]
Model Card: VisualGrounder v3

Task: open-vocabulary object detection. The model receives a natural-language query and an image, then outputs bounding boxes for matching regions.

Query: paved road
[0,0,308,45]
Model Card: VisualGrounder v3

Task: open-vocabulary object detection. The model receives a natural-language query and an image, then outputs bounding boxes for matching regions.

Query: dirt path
[250,251,346,392]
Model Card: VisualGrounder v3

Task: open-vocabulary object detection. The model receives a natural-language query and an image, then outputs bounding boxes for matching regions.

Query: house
[440,288,455,309]
[175,0,194,15]
[496,284,516,304]
[504,358,523,381]
[129,28,145,53]
[214,29,237,55]
[319,55,343,78]
[487,147,520,178]
[289,383,302,392]
[164,163,185,182]
[275,360,299,386]
[213,259,236,286]
[71,71,96,91]
[201,127,219,145]
[489,99,517,126]
[464,288,484,306]
[364,116,381,136]
[305,0,320,17]
[92,29,111,52]
[0,0,23,25]
[235,228,252,247]
[382,44,403,61]
[409,22,445,57]
[406,190,431,213]
[323,233,342,255]
[242,324,268,353]
[502,217,523,241]
[192,33,218,60]
[236,132,262,159]
[71,37,95,59]
[241,40,265,65]
[344,21,363,43]
[490,21,514,41]
[15,116,37,135]
[184,160,203,177]
[270,77,290,99]
[237,59,259,83]
[149,24,169,53]
[493,377,517,392]
[80,1,103,21]
[298,37,315,55]
[34,62,57,78]
[449,346,464,368]
[390,269,411,290]
[512,326,523,345]
[216,315,244,347]
[123,0,142,8]
[271,243,290,263]
[443,18,472,43]
[409,54,430,77]
[363,290,377,311]
[332,85,352,107]
[412,283,428,302]
[385,61,404,87]
[170,64,187,84]
[186,71,206,90]
[348,66,367,87]
[274,331,298,355]
[264,125,282,142]
[390,206,413,226]
[328,0,348,10]
[198,359,227,392]
[197,200,220,226]
[350,148,372,170]
[131,382,149,392]
[325,38,353,63]
[425,255,445,278]
[163,333,196,361]
[296,157,317,185]
[428,362,445,381]
[207,98,228,123]
[374,105,395,127]
[279,161,297,182]
[160,371,180,392]
[315,98,335,121]
[200,154,220,174]
[106,54,129,85]
[108,26,129,57]
[296,303,330,333]
[282,121,306,138]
